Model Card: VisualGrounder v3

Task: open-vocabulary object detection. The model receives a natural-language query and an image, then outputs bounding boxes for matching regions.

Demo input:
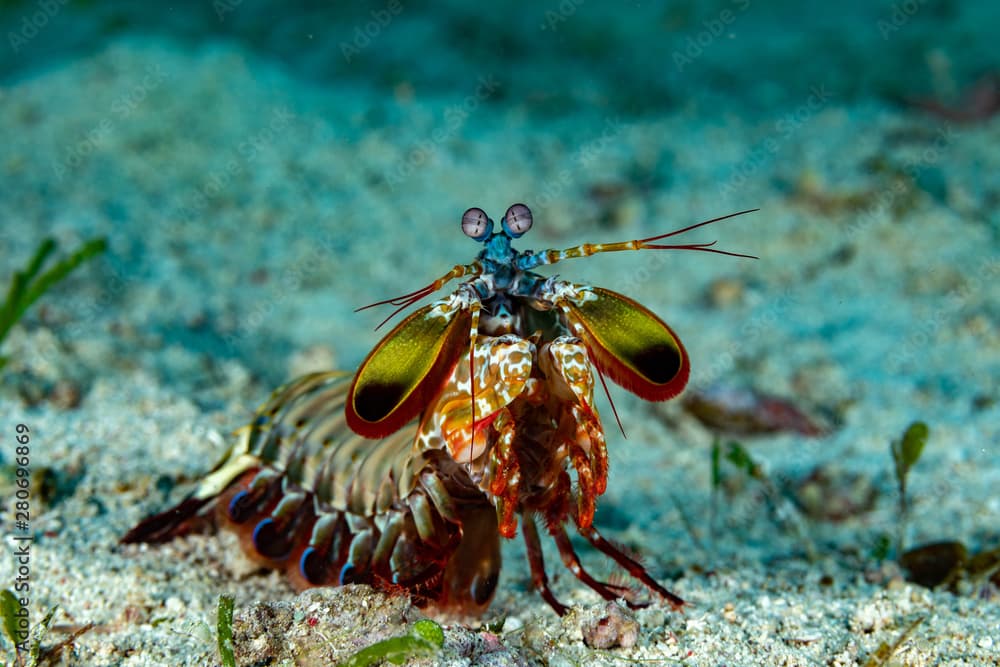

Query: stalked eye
[461,207,492,241]
[502,203,532,238]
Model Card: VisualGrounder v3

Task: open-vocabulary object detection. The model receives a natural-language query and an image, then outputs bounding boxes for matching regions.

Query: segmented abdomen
[123,371,502,615]
[124,332,681,617]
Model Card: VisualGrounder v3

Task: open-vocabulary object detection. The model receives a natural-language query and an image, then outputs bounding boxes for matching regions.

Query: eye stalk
[501,203,532,238]
[462,207,493,241]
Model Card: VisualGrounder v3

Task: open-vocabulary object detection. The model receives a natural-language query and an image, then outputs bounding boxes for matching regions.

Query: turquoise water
[1,2,998,665]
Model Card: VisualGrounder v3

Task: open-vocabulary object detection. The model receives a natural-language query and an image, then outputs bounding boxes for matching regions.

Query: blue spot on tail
[300,547,316,581]
[252,518,274,549]
[227,490,249,521]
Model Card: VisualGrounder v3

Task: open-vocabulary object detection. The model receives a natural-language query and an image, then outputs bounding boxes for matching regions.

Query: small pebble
[580,601,639,649]
[49,378,83,409]
[794,464,877,522]
[707,277,745,308]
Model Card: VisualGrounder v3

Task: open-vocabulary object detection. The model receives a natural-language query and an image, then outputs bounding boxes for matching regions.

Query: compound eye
[502,203,533,238]
[461,207,492,241]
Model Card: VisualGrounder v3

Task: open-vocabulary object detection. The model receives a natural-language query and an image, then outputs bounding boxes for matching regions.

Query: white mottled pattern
[416,335,535,466]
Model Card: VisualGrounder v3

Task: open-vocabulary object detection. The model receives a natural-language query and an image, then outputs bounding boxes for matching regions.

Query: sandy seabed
[0,33,998,666]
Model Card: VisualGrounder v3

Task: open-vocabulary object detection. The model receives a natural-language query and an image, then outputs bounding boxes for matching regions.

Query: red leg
[568,442,596,529]
[521,515,569,616]
[580,525,685,610]
[489,407,521,539]
[551,525,637,605]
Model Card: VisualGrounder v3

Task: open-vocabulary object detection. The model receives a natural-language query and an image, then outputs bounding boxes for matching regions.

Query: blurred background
[0,2,997,664]
[1,0,996,394]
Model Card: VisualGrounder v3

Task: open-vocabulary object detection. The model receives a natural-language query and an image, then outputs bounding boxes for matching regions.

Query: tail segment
[120,371,503,616]
[120,496,217,544]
